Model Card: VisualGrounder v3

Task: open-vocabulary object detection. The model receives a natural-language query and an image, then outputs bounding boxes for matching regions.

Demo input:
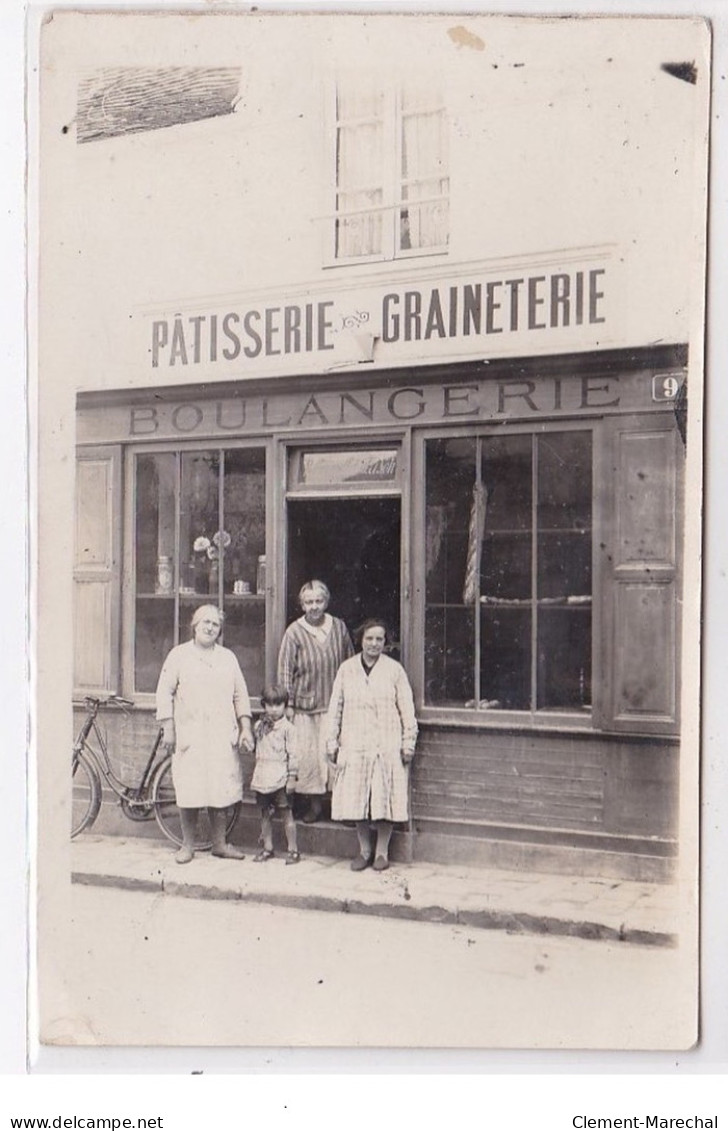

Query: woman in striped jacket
[277,580,354,823]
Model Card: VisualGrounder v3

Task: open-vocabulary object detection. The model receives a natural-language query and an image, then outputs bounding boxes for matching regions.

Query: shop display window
[133,446,266,696]
[424,430,592,713]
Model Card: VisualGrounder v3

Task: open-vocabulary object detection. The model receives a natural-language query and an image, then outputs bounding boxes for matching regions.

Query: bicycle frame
[72,697,241,847]
[74,700,164,804]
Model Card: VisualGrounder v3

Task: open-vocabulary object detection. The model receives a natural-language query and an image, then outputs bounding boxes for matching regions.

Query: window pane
[538,534,592,599]
[480,435,532,600]
[335,196,383,257]
[536,432,592,710]
[222,448,266,695]
[537,432,592,599]
[425,606,475,706]
[222,448,266,596]
[479,608,531,710]
[424,438,476,705]
[292,448,397,488]
[336,120,383,192]
[477,436,533,709]
[400,101,448,250]
[134,453,176,693]
[425,437,476,604]
[223,601,266,702]
[537,608,591,711]
[401,113,448,181]
[135,600,175,694]
[180,451,221,600]
[538,432,592,531]
[400,188,449,251]
[336,115,384,258]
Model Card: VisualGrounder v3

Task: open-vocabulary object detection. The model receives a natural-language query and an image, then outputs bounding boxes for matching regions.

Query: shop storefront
[75,338,685,880]
[61,15,707,881]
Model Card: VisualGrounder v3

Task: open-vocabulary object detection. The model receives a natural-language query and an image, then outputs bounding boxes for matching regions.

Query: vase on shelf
[181,560,196,593]
[155,555,173,595]
[208,559,219,596]
[256,554,267,596]
[194,556,208,594]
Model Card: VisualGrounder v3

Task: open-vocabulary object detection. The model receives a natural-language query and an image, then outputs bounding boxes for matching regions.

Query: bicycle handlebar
[84,695,135,709]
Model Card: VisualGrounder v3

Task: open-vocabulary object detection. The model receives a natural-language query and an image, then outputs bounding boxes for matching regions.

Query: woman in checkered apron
[325,618,418,872]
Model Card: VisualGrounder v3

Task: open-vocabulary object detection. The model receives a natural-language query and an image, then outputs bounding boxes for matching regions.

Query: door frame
[274,430,411,672]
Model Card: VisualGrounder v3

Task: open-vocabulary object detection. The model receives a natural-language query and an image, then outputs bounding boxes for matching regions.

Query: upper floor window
[332,83,449,263]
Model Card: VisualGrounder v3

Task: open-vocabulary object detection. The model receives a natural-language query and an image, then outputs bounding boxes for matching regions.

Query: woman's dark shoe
[212,844,246,860]
[285,850,301,865]
[372,856,390,872]
[350,854,373,872]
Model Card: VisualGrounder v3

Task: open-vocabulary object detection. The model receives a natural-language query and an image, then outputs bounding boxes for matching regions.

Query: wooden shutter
[73,446,122,695]
[595,416,683,734]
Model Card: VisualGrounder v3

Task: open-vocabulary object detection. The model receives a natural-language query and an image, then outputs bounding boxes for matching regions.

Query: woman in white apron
[156,604,255,864]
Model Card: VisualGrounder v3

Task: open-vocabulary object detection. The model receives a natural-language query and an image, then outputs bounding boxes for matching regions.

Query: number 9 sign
[652,373,684,402]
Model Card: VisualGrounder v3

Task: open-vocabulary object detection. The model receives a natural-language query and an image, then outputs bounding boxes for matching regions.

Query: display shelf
[482,528,589,537]
[137,591,266,601]
[426,596,592,609]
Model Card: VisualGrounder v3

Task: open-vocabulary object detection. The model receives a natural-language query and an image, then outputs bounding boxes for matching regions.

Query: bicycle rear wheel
[71,747,101,838]
[151,754,241,849]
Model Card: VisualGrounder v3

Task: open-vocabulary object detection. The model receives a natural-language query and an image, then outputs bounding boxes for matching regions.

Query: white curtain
[400,97,449,250]
[335,85,448,257]
[336,89,384,258]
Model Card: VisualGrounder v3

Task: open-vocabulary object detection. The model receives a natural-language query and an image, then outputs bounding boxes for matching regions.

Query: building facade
[66,15,707,879]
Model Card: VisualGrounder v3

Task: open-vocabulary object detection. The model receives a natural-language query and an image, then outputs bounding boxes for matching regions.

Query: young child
[250,684,301,864]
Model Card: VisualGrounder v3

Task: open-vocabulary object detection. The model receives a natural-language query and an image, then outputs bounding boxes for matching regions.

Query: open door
[287,496,401,655]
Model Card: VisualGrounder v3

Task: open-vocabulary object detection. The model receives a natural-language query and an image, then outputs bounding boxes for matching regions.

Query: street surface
[44,884,689,1050]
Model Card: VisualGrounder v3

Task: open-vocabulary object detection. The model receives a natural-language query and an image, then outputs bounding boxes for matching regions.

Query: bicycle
[71,695,240,848]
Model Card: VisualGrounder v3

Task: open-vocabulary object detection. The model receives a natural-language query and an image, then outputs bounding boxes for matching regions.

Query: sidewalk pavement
[71,834,679,947]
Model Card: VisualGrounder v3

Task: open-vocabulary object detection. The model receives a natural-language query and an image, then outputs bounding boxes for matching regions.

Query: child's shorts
[256,787,291,814]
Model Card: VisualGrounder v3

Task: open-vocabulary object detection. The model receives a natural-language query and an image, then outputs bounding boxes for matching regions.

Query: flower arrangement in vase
[192,531,231,594]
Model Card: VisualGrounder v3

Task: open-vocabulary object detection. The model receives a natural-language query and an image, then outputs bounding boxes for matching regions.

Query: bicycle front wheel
[71,747,101,838]
[151,755,241,849]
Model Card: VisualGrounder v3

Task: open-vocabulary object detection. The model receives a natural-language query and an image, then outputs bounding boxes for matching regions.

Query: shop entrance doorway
[287,497,401,655]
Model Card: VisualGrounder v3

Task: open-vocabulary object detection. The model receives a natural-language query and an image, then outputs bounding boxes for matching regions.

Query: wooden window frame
[122,437,275,708]
[323,84,450,267]
[411,412,681,736]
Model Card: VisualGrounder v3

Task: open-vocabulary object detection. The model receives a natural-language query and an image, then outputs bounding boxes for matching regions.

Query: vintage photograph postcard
[34,9,709,1051]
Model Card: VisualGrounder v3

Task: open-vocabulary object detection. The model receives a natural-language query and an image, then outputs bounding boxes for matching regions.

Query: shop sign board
[77,368,685,445]
[130,252,628,388]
